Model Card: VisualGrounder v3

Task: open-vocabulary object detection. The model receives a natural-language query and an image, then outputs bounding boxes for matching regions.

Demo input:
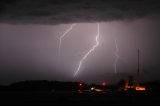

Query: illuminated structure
[123,76,146,91]
[122,49,146,91]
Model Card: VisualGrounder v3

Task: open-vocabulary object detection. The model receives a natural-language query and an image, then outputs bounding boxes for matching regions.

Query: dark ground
[0,90,160,105]
[0,80,160,105]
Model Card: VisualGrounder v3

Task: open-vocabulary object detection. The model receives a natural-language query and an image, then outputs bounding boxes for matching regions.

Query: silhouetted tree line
[0,80,78,91]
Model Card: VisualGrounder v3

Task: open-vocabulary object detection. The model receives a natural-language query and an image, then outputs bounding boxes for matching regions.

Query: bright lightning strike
[114,39,120,74]
[74,23,100,77]
[58,24,76,56]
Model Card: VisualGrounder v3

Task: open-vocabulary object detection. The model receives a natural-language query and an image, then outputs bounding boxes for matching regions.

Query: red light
[79,83,82,86]
[101,82,107,86]
[79,82,84,87]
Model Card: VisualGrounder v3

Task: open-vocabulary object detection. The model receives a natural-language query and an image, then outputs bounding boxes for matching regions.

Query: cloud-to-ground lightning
[114,39,120,74]
[58,24,76,56]
[74,23,100,77]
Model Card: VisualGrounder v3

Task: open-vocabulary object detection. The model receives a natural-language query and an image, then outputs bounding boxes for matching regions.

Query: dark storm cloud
[0,0,160,24]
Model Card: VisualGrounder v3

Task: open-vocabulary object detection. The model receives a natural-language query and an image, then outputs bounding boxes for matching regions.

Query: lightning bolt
[74,23,100,77]
[58,24,76,56]
[114,39,119,74]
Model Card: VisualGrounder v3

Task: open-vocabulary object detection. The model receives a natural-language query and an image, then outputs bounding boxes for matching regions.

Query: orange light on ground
[135,86,146,91]
[95,89,103,92]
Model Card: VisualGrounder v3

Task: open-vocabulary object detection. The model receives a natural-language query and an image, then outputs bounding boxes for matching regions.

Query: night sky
[0,0,160,85]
